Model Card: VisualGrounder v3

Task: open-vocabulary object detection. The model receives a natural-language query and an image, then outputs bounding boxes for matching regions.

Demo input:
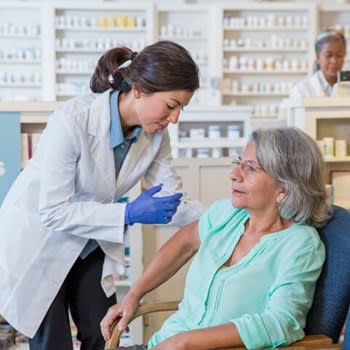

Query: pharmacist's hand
[125,184,183,225]
[100,292,140,341]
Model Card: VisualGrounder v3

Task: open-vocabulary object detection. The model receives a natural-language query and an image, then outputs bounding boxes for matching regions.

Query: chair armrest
[213,335,333,350]
[104,303,332,350]
[104,301,180,349]
[292,334,333,346]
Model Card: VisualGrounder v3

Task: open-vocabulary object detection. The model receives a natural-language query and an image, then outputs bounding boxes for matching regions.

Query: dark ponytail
[90,47,135,93]
[90,40,199,94]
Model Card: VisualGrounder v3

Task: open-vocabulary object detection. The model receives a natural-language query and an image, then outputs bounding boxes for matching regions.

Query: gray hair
[313,28,346,72]
[251,127,332,228]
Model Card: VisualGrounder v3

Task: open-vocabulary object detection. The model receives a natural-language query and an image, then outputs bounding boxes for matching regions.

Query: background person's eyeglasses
[231,157,264,176]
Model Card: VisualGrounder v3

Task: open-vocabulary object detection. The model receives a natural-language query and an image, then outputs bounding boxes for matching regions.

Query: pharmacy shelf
[222,92,288,97]
[177,138,245,149]
[224,70,308,75]
[0,60,41,64]
[168,105,252,158]
[55,27,146,33]
[56,71,91,75]
[0,34,41,39]
[324,156,350,163]
[219,2,317,121]
[224,48,308,53]
[223,26,308,32]
[52,2,155,101]
[56,48,105,53]
[0,1,43,102]
[155,4,217,106]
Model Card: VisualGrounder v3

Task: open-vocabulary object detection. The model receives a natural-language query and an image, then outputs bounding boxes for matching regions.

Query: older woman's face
[230,141,283,212]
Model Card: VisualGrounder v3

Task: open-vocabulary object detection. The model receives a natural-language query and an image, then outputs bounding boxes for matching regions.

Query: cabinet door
[142,158,232,341]
[173,158,232,207]
[199,163,232,206]
[0,112,20,204]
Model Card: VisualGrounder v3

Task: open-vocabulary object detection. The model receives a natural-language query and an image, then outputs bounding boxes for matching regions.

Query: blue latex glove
[125,184,183,225]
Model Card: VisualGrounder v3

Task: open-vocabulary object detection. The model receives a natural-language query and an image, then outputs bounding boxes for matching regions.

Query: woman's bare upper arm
[175,220,201,256]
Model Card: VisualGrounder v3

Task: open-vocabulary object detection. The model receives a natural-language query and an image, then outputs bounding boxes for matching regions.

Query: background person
[0,40,204,350]
[288,28,346,102]
[101,127,332,350]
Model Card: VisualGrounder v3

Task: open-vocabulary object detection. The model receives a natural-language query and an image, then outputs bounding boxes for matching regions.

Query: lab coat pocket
[0,205,47,277]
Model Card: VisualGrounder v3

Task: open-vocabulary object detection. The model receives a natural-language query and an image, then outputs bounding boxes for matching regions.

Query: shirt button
[121,145,125,149]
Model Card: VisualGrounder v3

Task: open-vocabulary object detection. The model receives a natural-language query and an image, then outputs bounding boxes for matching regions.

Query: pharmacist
[288,28,346,102]
[0,41,204,350]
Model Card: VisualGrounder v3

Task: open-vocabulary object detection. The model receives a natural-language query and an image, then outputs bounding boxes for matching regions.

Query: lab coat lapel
[88,91,117,200]
[115,132,151,196]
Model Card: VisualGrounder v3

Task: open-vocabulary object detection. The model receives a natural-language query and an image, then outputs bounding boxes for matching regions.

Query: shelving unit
[219,3,317,121]
[168,105,252,158]
[155,4,219,106]
[288,97,350,210]
[319,4,350,70]
[52,2,155,101]
[0,2,43,102]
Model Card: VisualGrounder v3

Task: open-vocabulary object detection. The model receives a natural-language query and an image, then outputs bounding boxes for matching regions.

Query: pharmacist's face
[133,89,193,134]
[230,142,284,212]
[317,40,346,83]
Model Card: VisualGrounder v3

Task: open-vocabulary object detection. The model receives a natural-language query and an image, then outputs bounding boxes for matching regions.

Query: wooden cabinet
[288,97,350,209]
[168,105,252,158]
[142,157,234,341]
[0,102,58,202]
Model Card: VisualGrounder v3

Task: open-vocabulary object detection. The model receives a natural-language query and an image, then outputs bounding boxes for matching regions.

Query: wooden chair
[104,301,334,349]
[105,205,350,349]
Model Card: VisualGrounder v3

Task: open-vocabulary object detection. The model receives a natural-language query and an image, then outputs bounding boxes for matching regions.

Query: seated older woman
[101,127,332,350]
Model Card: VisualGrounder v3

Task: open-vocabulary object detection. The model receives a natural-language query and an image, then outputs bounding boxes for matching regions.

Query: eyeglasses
[231,157,264,176]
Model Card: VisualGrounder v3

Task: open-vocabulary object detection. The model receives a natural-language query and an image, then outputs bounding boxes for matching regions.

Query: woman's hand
[100,291,140,341]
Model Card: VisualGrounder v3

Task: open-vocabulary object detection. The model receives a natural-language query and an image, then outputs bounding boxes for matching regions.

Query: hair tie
[119,59,132,69]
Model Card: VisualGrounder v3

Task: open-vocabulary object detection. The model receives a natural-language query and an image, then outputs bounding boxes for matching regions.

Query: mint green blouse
[148,199,325,349]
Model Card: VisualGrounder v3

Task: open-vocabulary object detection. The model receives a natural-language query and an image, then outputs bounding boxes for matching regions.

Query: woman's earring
[276,194,284,204]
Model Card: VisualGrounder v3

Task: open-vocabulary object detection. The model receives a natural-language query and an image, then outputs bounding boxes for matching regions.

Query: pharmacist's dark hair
[251,127,333,228]
[90,40,199,93]
[313,28,346,72]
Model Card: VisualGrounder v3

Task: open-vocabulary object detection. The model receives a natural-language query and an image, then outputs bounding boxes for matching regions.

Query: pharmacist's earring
[132,86,141,99]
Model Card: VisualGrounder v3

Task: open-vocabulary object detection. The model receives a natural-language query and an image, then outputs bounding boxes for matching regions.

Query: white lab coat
[0,90,203,337]
[288,70,331,104]
[280,70,333,122]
